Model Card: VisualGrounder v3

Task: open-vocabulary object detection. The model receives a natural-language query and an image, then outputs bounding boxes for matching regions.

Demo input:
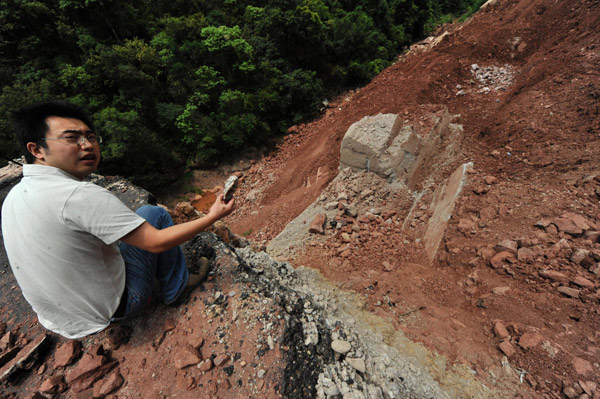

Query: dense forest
[0,0,484,189]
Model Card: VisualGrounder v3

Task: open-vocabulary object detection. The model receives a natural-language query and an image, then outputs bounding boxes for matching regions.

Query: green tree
[0,0,484,176]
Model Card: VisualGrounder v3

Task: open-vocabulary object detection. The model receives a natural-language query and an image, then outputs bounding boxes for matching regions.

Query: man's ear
[26,142,46,161]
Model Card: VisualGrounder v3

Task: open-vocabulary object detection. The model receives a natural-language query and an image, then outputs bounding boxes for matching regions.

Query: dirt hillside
[1,0,600,398]
[222,0,600,396]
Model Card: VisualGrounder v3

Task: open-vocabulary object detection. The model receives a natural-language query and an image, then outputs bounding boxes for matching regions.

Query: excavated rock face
[340,114,419,181]
[269,106,468,265]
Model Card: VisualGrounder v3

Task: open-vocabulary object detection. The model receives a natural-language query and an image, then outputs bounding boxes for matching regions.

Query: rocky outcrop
[269,106,468,264]
[423,162,473,262]
[88,174,156,211]
[340,114,419,181]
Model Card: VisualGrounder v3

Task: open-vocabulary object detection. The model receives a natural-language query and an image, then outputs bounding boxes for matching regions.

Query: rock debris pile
[443,172,600,398]
[456,63,516,96]
[236,247,492,399]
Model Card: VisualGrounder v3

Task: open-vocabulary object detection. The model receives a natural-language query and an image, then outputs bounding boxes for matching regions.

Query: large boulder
[339,114,420,180]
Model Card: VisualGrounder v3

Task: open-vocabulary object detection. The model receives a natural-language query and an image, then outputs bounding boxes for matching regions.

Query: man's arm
[120,194,234,253]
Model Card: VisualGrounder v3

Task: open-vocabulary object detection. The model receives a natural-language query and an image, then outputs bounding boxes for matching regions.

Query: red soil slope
[225,0,600,396]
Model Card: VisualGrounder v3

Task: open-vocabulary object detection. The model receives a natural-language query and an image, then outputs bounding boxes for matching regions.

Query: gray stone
[325,201,339,210]
[331,339,352,354]
[423,163,473,263]
[326,385,341,396]
[339,114,419,179]
[88,174,156,211]
[346,357,366,373]
[343,203,358,218]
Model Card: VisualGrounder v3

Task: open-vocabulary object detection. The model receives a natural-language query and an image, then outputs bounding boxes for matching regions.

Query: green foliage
[457,0,489,21]
[0,0,483,184]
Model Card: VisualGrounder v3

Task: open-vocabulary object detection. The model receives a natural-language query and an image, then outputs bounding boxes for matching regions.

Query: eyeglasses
[41,134,103,145]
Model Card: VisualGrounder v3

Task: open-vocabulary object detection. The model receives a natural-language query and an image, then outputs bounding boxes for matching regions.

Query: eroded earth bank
[1,0,600,397]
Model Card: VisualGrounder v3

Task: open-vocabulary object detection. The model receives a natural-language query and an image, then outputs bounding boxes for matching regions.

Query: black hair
[12,101,94,164]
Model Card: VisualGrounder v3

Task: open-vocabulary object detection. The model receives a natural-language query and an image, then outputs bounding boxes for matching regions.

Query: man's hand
[208,194,235,220]
[121,195,235,253]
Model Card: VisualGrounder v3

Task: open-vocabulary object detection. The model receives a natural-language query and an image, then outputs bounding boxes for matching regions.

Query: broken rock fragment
[498,341,516,357]
[0,333,48,383]
[331,339,351,354]
[309,214,327,234]
[54,340,82,368]
[479,206,496,221]
[66,346,119,393]
[583,230,600,243]
[489,251,515,269]
[0,346,20,369]
[70,360,119,393]
[572,357,593,376]
[458,218,475,234]
[517,247,535,263]
[518,332,544,349]
[40,375,67,394]
[346,357,366,373]
[213,353,230,367]
[563,385,579,399]
[175,346,201,369]
[579,381,597,396]
[552,217,584,237]
[473,185,489,195]
[66,352,106,384]
[198,358,213,372]
[483,175,498,185]
[343,203,358,218]
[0,331,14,352]
[570,248,590,265]
[539,270,569,283]
[572,276,594,289]
[494,240,518,255]
[557,286,580,299]
[382,261,394,272]
[493,322,510,339]
[93,370,124,398]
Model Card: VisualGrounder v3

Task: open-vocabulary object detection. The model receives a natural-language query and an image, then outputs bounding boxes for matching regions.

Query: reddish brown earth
[1,0,600,398]
[220,0,600,396]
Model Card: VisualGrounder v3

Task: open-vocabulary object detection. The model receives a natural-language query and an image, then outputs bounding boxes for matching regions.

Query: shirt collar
[23,164,81,181]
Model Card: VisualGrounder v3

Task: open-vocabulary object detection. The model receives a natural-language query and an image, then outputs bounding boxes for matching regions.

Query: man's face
[31,116,101,180]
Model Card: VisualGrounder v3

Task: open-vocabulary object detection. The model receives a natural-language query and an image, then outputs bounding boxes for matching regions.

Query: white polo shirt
[1,164,145,338]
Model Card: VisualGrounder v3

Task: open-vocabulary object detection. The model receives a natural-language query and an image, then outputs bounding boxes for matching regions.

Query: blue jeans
[117,205,188,318]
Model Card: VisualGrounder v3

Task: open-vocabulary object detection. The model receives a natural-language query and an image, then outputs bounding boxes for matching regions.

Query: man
[1,101,234,339]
